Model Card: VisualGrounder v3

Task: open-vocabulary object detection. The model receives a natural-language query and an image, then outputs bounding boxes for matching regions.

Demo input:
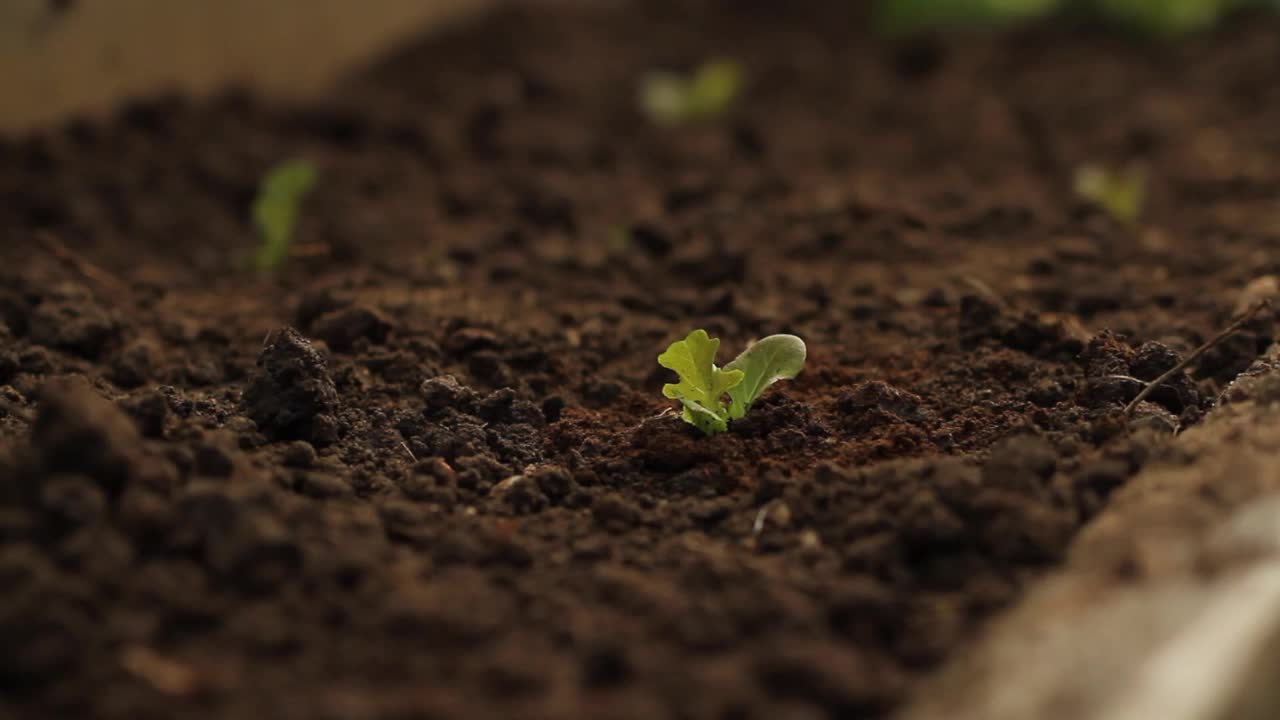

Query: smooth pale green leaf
[657,329,743,435]
[1091,0,1228,34]
[877,0,1261,36]
[688,60,744,120]
[1073,164,1145,227]
[724,334,807,418]
[252,159,317,272]
[639,59,743,126]
[877,0,1060,34]
[639,71,690,126]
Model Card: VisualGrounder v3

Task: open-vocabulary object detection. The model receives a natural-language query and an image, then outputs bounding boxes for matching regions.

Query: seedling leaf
[252,159,317,272]
[640,59,744,126]
[724,334,807,419]
[1074,164,1145,228]
[681,398,731,436]
[1092,0,1228,35]
[656,330,805,436]
[688,60,744,119]
[878,0,1266,35]
[877,0,1060,34]
[658,329,744,414]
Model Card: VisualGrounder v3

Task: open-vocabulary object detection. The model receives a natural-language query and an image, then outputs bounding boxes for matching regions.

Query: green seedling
[639,59,744,126]
[1087,0,1235,34]
[251,159,317,272]
[877,0,1061,33]
[1073,163,1146,228]
[878,0,1275,35]
[657,330,806,435]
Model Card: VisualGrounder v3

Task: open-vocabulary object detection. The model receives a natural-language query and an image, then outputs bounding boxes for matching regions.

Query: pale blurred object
[639,59,745,126]
[0,0,494,132]
[1074,163,1147,228]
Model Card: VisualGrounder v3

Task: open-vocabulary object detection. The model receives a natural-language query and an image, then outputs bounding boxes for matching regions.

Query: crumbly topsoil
[2,2,1278,718]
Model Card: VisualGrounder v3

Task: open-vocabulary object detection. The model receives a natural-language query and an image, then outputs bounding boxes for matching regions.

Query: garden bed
[3,2,1280,718]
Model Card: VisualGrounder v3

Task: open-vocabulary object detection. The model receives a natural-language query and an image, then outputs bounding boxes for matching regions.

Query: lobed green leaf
[657,330,743,425]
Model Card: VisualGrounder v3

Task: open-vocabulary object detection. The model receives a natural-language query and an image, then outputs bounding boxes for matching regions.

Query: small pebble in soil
[310,305,392,352]
[399,458,458,505]
[281,441,318,469]
[445,327,501,356]
[489,474,548,514]
[541,395,564,423]
[527,464,577,505]
[467,351,509,385]
[420,374,478,414]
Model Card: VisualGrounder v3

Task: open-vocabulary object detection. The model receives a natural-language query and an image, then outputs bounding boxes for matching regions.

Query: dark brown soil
[3,2,1279,718]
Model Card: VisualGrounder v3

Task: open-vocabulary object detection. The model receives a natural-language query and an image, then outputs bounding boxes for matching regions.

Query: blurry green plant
[639,59,744,126]
[1074,163,1146,227]
[878,0,1062,34]
[1090,0,1254,34]
[251,159,317,272]
[878,0,1275,35]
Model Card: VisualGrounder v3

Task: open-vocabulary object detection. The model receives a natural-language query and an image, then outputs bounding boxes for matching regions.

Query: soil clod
[241,326,341,445]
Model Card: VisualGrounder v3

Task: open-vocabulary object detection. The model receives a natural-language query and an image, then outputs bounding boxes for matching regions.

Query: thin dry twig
[961,274,1097,342]
[752,505,771,536]
[36,232,130,298]
[288,242,331,259]
[631,407,676,432]
[1124,300,1271,415]
[960,274,1013,312]
[1103,375,1148,386]
[119,645,199,697]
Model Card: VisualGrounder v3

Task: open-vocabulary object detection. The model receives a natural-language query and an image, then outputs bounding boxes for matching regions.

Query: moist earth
[2,1,1279,718]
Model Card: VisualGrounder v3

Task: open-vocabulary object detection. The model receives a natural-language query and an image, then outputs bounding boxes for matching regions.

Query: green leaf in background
[724,334,807,419]
[1073,163,1146,227]
[640,59,744,126]
[1089,0,1225,34]
[878,0,1062,34]
[251,159,317,272]
[878,0,1275,34]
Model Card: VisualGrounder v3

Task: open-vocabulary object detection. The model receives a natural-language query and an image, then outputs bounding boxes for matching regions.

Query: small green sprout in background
[878,0,1061,34]
[877,0,1277,35]
[1091,0,1246,35]
[1073,163,1146,228]
[657,329,806,435]
[639,59,745,126]
[251,159,318,272]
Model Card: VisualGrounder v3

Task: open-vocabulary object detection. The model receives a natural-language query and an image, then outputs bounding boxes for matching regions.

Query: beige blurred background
[0,0,494,133]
